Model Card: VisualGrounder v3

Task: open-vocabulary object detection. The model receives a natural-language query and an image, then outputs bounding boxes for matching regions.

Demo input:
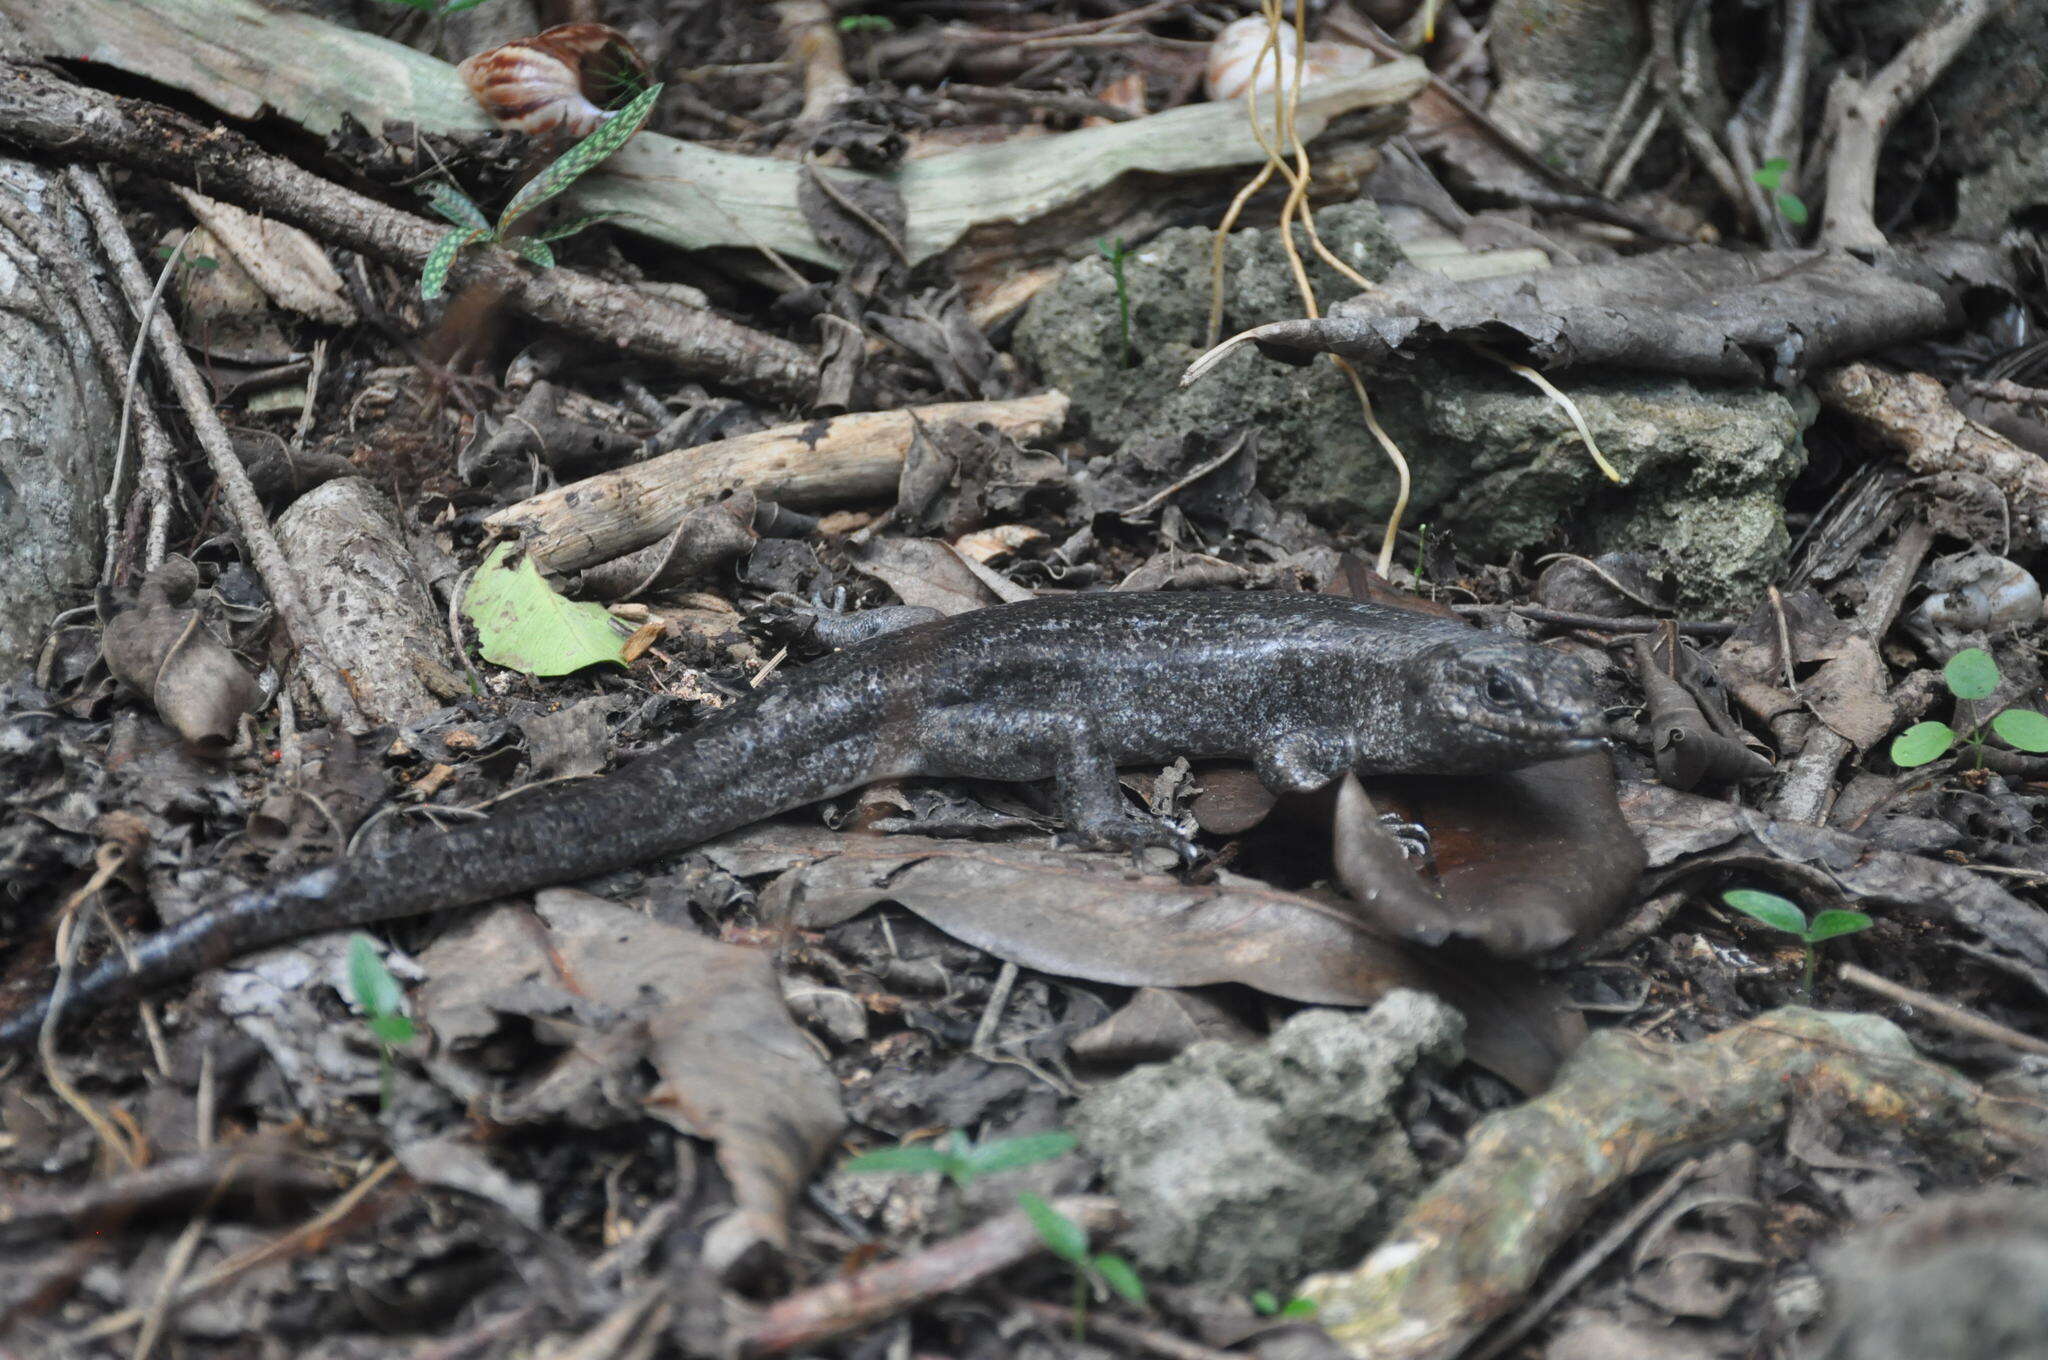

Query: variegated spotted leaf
[497,82,662,234]
[531,212,621,244]
[514,237,555,268]
[421,226,490,299]
[424,182,489,232]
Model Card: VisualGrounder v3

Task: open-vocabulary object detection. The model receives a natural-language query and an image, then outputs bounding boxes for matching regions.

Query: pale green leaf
[840,1146,955,1177]
[1776,191,1809,226]
[514,237,556,268]
[1992,708,2048,753]
[1251,1290,1280,1315]
[1751,157,1789,190]
[498,82,662,234]
[369,1012,416,1045]
[348,934,405,1018]
[421,225,488,299]
[462,542,627,676]
[531,212,622,244]
[1093,1253,1146,1306]
[962,1131,1078,1178]
[1889,721,1955,768]
[1805,910,1874,943]
[1722,889,1806,936]
[1944,648,1999,700]
[1018,1192,1089,1264]
[425,182,489,232]
[1280,1297,1319,1320]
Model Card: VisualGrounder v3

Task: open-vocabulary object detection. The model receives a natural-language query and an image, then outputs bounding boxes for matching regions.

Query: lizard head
[1400,638,1608,772]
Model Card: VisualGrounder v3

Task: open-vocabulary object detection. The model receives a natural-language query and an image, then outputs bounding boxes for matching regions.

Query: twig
[938,83,1139,122]
[775,1,854,124]
[0,64,818,404]
[1014,1298,1241,1360]
[1451,604,1738,638]
[64,165,366,730]
[1819,0,2000,250]
[1761,0,1815,178]
[1838,963,2048,1059]
[737,1196,1127,1356]
[1648,0,1754,232]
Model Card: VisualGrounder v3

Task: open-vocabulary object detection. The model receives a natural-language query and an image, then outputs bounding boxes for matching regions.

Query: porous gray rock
[1068,992,1462,1292]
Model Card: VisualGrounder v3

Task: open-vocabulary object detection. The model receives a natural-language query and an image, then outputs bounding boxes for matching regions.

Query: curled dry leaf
[414,889,844,1267]
[850,536,1032,614]
[707,823,1580,1091]
[100,557,258,756]
[1631,632,1775,789]
[1205,14,1378,102]
[457,23,652,139]
[1337,754,1646,957]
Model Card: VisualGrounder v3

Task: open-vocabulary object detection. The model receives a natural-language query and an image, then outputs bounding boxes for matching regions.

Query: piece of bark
[1299,1008,2048,1360]
[577,494,760,601]
[1815,362,2048,550]
[8,0,1426,270]
[275,478,463,725]
[486,391,1068,574]
[0,61,818,405]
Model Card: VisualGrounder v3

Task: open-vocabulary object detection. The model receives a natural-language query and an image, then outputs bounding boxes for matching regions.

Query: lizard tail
[1,723,893,1052]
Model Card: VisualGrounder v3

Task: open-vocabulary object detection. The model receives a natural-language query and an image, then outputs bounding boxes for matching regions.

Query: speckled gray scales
[0,591,1604,1050]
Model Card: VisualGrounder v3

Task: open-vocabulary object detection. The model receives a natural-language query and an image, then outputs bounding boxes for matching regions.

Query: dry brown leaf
[100,557,258,755]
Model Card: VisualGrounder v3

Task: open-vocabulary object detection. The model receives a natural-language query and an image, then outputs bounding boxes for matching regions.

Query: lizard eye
[1484,671,1517,706]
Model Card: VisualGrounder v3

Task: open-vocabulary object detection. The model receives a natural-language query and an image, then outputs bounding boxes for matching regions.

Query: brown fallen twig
[738,1196,1126,1356]
[1838,962,2048,1060]
[1300,1008,2048,1360]
[0,60,820,405]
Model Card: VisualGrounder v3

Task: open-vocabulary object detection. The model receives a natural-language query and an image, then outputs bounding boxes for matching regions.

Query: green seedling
[838,13,896,32]
[347,933,415,1112]
[1890,648,2048,770]
[154,243,218,272]
[420,81,660,299]
[1252,1290,1319,1320]
[1096,236,1134,368]
[840,1129,1076,1190]
[1751,157,1809,227]
[1019,1191,1145,1339]
[1721,889,1873,998]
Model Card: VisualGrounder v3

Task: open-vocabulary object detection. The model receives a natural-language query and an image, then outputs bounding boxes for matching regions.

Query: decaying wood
[6,0,1425,269]
[487,391,1069,574]
[1815,362,2048,549]
[738,1196,1127,1356]
[0,61,820,405]
[1298,1008,2047,1360]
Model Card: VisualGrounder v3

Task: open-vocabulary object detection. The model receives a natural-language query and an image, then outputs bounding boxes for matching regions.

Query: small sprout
[840,1128,1077,1191]
[1889,647,2048,769]
[1721,889,1873,998]
[154,243,219,272]
[1751,158,1809,227]
[1096,236,1135,369]
[838,13,896,32]
[1019,1191,1146,1338]
[347,934,415,1111]
[1252,1290,1319,1320]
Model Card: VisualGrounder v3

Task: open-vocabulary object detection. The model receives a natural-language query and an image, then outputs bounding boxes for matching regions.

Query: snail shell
[1205,15,1377,102]
[458,23,652,139]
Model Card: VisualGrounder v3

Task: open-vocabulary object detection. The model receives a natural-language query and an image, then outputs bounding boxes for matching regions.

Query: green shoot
[347,933,415,1112]
[1721,889,1873,998]
[154,243,218,272]
[1751,158,1809,227]
[1096,236,1134,368]
[840,1129,1077,1191]
[417,82,660,298]
[1252,1290,1319,1320]
[1890,648,2048,770]
[1018,1192,1146,1339]
[837,13,896,32]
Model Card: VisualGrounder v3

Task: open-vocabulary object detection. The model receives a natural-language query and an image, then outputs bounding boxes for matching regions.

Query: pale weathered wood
[487,391,1069,574]
[8,0,1425,268]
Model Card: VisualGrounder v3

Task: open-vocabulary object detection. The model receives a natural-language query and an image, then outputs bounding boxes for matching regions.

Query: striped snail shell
[1205,15,1377,102]
[458,23,652,139]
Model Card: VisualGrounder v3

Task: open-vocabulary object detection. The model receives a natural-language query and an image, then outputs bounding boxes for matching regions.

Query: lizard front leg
[914,704,1194,857]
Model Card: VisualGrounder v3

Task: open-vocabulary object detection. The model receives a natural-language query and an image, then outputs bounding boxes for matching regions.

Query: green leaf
[1093,1253,1146,1306]
[1251,1290,1280,1315]
[1944,648,2000,701]
[421,225,489,300]
[369,1012,416,1045]
[1775,191,1809,226]
[1751,157,1789,190]
[347,934,405,1019]
[530,212,622,244]
[1805,910,1875,944]
[840,1146,955,1177]
[962,1131,1078,1178]
[1018,1192,1089,1265]
[463,542,628,676]
[1992,708,2048,753]
[1280,1297,1320,1320]
[1890,720,1956,768]
[514,237,556,269]
[1722,889,1807,936]
[425,182,489,232]
[498,81,662,235]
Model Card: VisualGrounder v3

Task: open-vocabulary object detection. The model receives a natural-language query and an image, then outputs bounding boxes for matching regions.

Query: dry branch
[1300,1008,2047,1360]
[488,391,1069,574]
[0,61,819,404]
